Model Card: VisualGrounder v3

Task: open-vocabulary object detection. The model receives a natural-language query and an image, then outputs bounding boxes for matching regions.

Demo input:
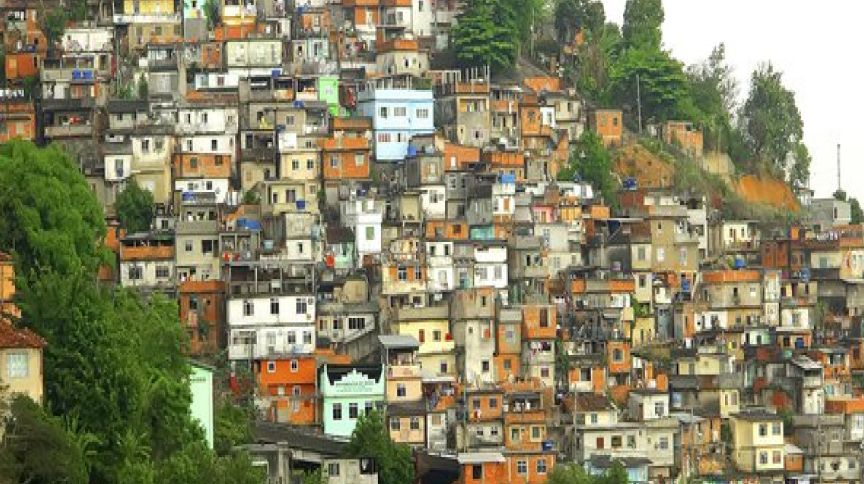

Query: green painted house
[189,361,215,448]
[319,364,385,438]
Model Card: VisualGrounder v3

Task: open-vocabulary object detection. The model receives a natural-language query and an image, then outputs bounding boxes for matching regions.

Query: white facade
[119,259,175,289]
[227,294,317,360]
[62,27,113,52]
[341,199,384,263]
[420,185,446,219]
[176,107,239,135]
[176,135,236,155]
[474,246,508,289]
[175,179,231,203]
[426,241,454,293]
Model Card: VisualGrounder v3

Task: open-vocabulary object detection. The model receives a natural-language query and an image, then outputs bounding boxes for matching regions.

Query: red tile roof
[0,321,45,349]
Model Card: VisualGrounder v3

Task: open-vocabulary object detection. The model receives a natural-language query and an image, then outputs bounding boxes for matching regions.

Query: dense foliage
[557,131,618,207]
[451,0,518,70]
[0,140,261,483]
[345,410,414,484]
[547,461,629,484]
[116,180,156,233]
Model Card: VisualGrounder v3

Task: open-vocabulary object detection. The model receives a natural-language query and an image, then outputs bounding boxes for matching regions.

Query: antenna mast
[837,143,842,192]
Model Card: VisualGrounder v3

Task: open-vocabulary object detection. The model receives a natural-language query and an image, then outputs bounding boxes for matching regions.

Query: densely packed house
[4,1,864,483]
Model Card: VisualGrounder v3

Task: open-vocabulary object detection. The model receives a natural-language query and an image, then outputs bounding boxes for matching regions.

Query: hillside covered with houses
[0,1,862,484]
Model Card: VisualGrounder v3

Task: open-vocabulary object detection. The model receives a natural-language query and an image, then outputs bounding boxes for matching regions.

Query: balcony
[113,13,181,24]
[44,124,92,137]
[388,364,422,379]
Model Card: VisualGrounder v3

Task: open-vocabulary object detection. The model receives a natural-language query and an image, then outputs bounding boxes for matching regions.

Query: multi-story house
[730,410,785,476]
[225,263,317,361]
[380,335,425,447]
[391,305,454,379]
[452,288,498,386]
[178,280,225,356]
[257,355,319,426]
[118,232,176,294]
[357,82,434,161]
[319,363,385,437]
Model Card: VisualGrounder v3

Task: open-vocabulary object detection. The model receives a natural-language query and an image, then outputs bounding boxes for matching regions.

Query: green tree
[686,44,738,152]
[214,400,253,456]
[345,410,414,484]
[0,395,90,483]
[622,0,664,51]
[851,198,863,224]
[116,180,155,233]
[0,140,258,482]
[451,0,518,71]
[573,22,622,101]
[788,142,811,189]
[557,131,618,207]
[0,141,108,282]
[547,461,629,484]
[739,63,804,172]
[608,46,690,124]
[203,0,221,30]
[555,0,606,44]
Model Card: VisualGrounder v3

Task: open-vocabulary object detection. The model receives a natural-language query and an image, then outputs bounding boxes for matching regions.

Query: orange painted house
[173,153,232,179]
[589,109,623,147]
[257,356,319,425]
[178,280,225,356]
[0,252,19,317]
[320,136,371,180]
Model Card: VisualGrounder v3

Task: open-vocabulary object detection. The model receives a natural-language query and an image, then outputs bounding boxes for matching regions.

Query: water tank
[406,145,417,157]
[262,240,274,251]
[734,257,746,269]
[623,177,638,190]
[542,441,553,451]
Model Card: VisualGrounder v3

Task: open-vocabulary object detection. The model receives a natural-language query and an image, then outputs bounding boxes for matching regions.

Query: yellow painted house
[391,306,455,379]
[730,411,785,473]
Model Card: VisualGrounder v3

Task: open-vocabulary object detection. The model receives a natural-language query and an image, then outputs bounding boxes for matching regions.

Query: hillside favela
[0,0,858,483]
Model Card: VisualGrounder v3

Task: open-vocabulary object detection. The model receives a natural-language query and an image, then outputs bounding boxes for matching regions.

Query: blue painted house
[357,85,434,161]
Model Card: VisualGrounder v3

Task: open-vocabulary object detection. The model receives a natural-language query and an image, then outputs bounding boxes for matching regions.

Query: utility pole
[636,74,643,135]
[837,143,842,193]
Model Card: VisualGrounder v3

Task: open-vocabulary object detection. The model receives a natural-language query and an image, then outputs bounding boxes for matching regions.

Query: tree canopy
[547,461,629,484]
[608,46,690,124]
[345,410,414,484]
[740,63,804,171]
[451,0,519,70]
[557,131,618,207]
[622,0,664,51]
[0,140,261,483]
[116,180,156,233]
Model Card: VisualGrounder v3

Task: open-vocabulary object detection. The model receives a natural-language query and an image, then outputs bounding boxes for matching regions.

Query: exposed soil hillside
[612,144,675,189]
[734,174,800,212]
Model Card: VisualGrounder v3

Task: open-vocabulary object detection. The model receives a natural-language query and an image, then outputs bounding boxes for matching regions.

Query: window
[759,452,768,465]
[656,247,665,262]
[302,331,312,344]
[128,266,142,280]
[349,402,359,419]
[270,298,279,315]
[759,424,768,437]
[141,139,151,152]
[390,417,400,431]
[612,348,624,362]
[433,330,442,341]
[503,359,512,371]
[6,353,28,378]
[243,300,254,316]
[155,266,170,279]
[440,361,448,374]
[296,299,308,315]
[266,361,276,373]
[596,437,604,449]
[590,413,598,424]
[211,139,218,150]
[627,435,637,448]
[379,107,388,118]
[540,367,550,378]
[537,459,547,474]
[201,240,215,254]
[332,403,342,420]
[355,153,365,166]
[416,108,430,119]
[481,360,490,372]
[654,401,665,417]
[366,226,375,241]
[532,426,542,440]
[516,460,527,475]
[292,160,300,171]
[328,463,340,477]
[489,397,498,408]
[394,107,407,117]
[348,317,365,330]
[287,332,296,344]
[472,465,482,480]
[410,417,420,430]
[365,401,373,415]
[290,359,299,372]
[397,383,407,397]
[772,422,781,435]
[398,267,407,281]
[772,451,781,464]
[659,436,669,449]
